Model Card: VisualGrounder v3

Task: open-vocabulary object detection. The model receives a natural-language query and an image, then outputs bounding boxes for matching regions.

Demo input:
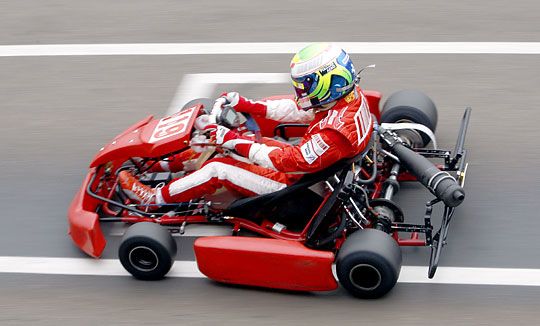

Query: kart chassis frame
[85,107,470,277]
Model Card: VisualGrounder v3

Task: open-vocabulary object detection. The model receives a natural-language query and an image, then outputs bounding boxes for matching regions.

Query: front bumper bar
[67,168,106,258]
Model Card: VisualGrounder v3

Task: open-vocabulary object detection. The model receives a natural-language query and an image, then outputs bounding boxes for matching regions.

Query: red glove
[205,124,255,157]
[219,92,267,117]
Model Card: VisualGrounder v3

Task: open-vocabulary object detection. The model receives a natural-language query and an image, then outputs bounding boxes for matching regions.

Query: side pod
[194,237,338,292]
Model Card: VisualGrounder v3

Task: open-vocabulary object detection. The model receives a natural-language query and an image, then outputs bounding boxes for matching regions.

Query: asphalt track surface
[1,0,540,325]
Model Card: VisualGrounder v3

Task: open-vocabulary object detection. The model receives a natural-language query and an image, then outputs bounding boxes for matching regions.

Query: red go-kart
[68,89,470,298]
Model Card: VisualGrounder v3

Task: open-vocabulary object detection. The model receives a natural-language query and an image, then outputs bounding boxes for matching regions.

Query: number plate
[149,107,197,144]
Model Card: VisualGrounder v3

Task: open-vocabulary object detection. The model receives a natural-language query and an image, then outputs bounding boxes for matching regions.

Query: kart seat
[224,152,364,221]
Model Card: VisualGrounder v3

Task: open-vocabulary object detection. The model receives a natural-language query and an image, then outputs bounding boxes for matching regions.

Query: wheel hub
[349,264,382,291]
[128,246,159,272]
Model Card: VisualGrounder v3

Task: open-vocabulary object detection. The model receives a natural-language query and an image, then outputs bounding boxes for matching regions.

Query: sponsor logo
[300,141,318,165]
[320,61,337,75]
[318,107,346,130]
[311,134,330,156]
[300,134,330,165]
[344,91,355,103]
[335,108,346,130]
[353,94,372,143]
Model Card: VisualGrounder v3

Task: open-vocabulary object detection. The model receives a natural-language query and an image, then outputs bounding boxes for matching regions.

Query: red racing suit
[156,87,373,204]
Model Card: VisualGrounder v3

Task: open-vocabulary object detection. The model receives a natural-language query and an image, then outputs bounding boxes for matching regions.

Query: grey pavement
[1,274,539,326]
[0,0,539,44]
[1,0,540,325]
[1,55,540,268]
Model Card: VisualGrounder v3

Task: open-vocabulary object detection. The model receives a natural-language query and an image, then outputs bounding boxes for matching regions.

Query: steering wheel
[182,97,262,140]
[216,102,262,142]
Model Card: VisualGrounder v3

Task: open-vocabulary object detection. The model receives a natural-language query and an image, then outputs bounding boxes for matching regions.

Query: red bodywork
[67,90,422,291]
[91,106,199,168]
[68,169,105,257]
[195,237,337,291]
[69,105,200,257]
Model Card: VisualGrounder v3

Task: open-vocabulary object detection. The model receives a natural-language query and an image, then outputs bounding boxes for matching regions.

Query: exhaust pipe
[383,133,465,207]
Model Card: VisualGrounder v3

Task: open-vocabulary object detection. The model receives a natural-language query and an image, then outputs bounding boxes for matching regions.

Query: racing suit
[154,87,373,204]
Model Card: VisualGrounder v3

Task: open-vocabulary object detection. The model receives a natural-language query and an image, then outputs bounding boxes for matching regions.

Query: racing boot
[118,170,160,211]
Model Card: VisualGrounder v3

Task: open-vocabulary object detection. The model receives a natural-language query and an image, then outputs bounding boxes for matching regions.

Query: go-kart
[68,88,470,299]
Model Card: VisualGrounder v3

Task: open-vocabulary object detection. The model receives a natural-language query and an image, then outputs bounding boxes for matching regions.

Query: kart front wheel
[118,222,177,280]
[336,229,402,299]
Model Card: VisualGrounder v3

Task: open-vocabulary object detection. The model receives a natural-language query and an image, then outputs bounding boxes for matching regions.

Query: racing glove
[217,92,267,117]
[205,124,255,157]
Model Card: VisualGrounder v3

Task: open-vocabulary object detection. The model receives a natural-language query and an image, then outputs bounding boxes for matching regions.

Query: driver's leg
[160,157,298,203]
[140,148,201,173]
[118,157,299,206]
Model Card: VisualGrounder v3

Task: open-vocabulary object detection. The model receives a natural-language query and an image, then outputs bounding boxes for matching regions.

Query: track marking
[398,266,540,286]
[0,256,201,278]
[168,73,289,114]
[1,256,540,287]
[2,42,540,57]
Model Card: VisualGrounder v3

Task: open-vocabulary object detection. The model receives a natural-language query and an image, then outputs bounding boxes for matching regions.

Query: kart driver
[118,42,373,208]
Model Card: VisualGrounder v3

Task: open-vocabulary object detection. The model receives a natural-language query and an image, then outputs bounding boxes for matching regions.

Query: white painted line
[0,256,202,278]
[1,256,540,287]
[167,73,289,114]
[398,266,540,287]
[168,74,215,114]
[2,42,540,57]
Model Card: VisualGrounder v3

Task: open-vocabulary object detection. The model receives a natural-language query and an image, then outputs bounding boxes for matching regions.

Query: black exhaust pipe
[388,141,465,207]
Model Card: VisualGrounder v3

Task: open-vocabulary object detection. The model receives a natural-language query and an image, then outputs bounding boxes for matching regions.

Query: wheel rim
[395,119,425,147]
[128,246,159,272]
[349,264,382,291]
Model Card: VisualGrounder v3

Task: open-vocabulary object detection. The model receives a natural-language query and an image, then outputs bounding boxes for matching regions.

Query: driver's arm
[221,92,315,124]
[252,130,355,173]
[218,127,355,173]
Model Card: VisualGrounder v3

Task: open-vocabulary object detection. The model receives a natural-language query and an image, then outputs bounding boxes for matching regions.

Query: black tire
[181,98,214,114]
[381,90,438,147]
[336,229,402,299]
[118,222,177,280]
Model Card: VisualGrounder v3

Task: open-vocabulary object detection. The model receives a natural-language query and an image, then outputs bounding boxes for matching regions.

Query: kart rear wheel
[381,90,438,147]
[336,229,402,299]
[118,222,177,280]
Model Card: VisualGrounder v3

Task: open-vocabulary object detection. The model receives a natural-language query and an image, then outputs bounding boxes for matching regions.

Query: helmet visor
[292,73,320,109]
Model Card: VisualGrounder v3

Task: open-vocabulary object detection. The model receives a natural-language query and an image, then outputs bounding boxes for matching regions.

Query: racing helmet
[290,43,356,110]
